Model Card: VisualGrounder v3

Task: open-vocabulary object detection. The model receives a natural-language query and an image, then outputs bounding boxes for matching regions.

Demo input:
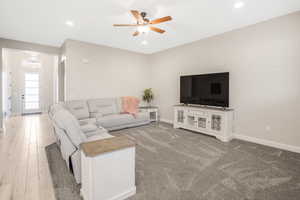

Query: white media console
[174,105,234,142]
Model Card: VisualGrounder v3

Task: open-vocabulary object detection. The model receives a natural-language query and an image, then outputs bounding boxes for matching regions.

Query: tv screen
[180,72,229,107]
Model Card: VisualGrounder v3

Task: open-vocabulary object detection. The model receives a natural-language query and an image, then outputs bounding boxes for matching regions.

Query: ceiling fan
[113,10,172,36]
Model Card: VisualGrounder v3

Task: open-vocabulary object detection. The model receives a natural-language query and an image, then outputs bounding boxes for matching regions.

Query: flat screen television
[180,72,229,107]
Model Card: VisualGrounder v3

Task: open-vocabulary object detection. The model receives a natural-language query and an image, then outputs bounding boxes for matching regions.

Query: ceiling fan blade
[150,26,165,34]
[131,10,143,23]
[133,31,139,36]
[149,16,172,24]
[113,24,139,27]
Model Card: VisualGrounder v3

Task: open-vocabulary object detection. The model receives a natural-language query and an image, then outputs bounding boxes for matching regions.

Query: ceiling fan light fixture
[234,1,245,9]
[137,26,150,33]
[141,40,148,45]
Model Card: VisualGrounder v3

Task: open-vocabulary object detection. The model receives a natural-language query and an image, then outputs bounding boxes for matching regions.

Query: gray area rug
[45,143,82,200]
[46,122,300,200]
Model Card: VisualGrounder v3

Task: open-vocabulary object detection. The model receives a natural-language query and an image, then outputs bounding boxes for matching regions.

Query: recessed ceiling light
[141,40,148,45]
[65,20,74,27]
[234,1,245,9]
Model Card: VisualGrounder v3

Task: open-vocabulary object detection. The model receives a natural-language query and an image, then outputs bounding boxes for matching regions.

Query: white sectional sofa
[65,98,150,131]
[49,98,150,183]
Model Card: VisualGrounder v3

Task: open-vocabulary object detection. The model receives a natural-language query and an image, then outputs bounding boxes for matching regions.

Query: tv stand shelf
[174,105,234,142]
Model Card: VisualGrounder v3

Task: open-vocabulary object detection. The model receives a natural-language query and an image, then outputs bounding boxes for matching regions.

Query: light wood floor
[0,114,56,200]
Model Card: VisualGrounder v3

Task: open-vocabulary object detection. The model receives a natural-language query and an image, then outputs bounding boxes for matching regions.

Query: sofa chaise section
[49,97,150,184]
[49,104,113,183]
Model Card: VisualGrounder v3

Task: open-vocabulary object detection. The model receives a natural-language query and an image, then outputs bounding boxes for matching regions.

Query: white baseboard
[109,187,136,200]
[160,118,173,124]
[81,187,136,200]
[235,134,300,154]
[158,118,300,154]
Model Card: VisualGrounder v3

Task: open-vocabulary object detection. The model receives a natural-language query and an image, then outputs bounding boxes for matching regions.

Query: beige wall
[1,11,300,149]
[63,40,151,101]
[149,11,300,147]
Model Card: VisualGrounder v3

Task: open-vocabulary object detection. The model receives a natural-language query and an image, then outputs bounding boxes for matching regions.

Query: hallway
[0,114,56,200]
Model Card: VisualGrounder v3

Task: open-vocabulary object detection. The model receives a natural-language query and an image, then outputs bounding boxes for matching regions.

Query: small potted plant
[142,88,154,107]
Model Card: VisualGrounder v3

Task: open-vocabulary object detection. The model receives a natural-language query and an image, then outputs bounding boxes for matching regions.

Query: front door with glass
[22,72,40,114]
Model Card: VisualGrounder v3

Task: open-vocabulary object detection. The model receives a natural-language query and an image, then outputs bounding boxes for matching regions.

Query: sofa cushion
[116,97,123,113]
[65,100,90,120]
[84,127,109,138]
[87,98,118,117]
[96,114,135,128]
[53,109,87,147]
[80,123,98,133]
[96,112,149,129]
[49,103,65,117]
[85,132,114,142]
[79,118,97,125]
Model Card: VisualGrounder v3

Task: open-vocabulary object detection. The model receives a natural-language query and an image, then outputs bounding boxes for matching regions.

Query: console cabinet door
[176,109,185,125]
[209,113,224,134]
[196,116,209,132]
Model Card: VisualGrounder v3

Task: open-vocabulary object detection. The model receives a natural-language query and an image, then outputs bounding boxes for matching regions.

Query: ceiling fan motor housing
[140,12,150,23]
[141,12,147,18]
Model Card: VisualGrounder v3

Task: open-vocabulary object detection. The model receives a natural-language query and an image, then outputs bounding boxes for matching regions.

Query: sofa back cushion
[49,103,65,118]
[65,100,90,120]
[87,98,119,117]
[53,108,87,148]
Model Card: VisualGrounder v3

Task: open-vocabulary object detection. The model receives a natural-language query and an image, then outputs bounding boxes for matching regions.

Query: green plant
[142,88,154,105]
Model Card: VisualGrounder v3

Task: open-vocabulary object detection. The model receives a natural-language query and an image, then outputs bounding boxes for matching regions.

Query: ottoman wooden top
[81,136,136,157]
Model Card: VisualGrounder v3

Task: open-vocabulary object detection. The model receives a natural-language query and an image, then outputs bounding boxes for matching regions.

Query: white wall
[4,49,57,114]
[63,40,151,101]
[149,11,300,147]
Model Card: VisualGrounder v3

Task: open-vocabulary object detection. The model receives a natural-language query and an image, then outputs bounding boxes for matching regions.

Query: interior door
[22,72,41,114]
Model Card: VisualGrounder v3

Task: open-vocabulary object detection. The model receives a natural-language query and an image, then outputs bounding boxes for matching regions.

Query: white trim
[160,118,173,124]
[235,134,300,153]
[108,187,136,200]
[160,118,300,153]
[81,186,136,200]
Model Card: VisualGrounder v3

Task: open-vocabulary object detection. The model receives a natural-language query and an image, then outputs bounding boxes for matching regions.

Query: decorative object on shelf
[142,88,154,107]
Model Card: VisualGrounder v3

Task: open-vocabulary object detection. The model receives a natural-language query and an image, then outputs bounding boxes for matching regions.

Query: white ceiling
[1,0,300,54]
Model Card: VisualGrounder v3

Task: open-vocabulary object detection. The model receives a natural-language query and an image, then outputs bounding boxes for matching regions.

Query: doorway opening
[2,48,59,117]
